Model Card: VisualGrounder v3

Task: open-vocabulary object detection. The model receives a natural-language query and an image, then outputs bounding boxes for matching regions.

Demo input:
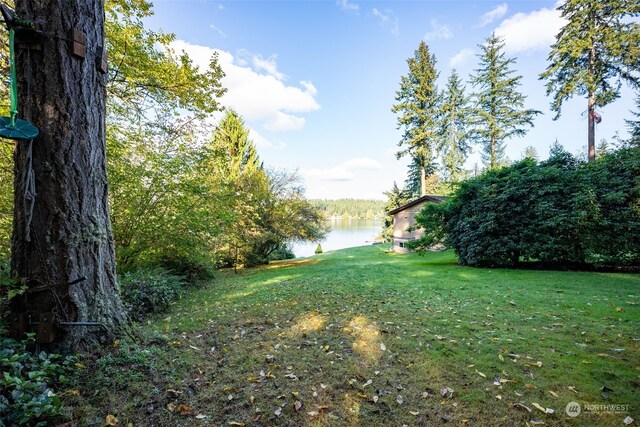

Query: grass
[66,245,639,426]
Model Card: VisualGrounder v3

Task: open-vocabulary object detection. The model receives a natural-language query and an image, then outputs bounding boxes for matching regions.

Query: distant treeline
[309,199,386,219]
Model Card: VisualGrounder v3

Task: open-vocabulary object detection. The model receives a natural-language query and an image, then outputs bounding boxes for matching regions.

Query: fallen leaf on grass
[228,422,244,426]
[396,395,404,404]
[498,354,504,362]
[176,404,192,416]
[476,369,487,378]
[294,401,302,411]
[623,416,634,425]
[410,411,419,415]
[567,386,577,393]
[548,391,558,398]
[529,420,545,425]
[440,387,454,397]
[307,411,319,417]
[195,414,207,419]
[105,415,118,426]
[372,395,379,403]
[274,408,282,416]
[363,379,372,387]
[531,403,551,414]
[512,403,531,412]
[380,343,386,351]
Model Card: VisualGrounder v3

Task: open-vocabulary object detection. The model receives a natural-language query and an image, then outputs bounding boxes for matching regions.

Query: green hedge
[410,147,640,267]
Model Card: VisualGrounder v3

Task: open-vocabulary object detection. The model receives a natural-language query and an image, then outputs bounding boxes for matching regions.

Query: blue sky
[146,0,637,200]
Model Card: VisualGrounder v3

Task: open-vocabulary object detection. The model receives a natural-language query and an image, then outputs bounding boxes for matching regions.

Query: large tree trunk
[419,166,427,196]
[11,0,125,349]
[587,42,596,163]
[587,93,596,162]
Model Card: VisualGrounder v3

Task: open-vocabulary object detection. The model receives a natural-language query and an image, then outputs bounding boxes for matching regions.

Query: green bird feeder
[0,4,38,140]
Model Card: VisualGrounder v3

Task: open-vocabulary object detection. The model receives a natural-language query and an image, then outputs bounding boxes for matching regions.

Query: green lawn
[68,245,639,426]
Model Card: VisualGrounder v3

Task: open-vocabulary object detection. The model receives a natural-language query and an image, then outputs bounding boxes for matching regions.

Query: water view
[291,218,383,258]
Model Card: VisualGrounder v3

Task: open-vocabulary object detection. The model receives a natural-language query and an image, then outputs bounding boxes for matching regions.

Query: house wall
[391,201,426,253]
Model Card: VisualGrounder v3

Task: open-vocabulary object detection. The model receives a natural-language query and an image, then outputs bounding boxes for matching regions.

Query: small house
[387,195,447,253]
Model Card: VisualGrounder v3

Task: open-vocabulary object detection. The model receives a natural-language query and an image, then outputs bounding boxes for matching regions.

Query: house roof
[387,195,448,216]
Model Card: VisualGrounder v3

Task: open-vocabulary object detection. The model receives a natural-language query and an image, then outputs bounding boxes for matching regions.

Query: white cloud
[449,48,474,68]
[337,0,359,13]
[424,19,453,41]
[303,157,383,182]
[209,23,227,38]
[170,40,320,132]
[477,3,508,28]
[249,128,286,150]
[372,8,399,36]
[494,5,566,53]
[240,50,286,81]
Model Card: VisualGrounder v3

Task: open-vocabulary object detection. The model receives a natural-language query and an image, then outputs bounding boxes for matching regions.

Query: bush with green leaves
[410,147,640,267]
[0,335,76,426]
[119,268,185,322]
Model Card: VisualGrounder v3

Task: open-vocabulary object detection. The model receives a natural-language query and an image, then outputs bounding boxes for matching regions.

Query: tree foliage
[392,41,440,193]
[540,0,640,160]
[437,70,471,186]
[626,93,640,147]
[469,34,541,169]
[309,199,386,219]
[411,147,640,267]
[207,111,327,268]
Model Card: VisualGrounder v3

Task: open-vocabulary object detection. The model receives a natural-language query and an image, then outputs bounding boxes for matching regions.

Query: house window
[399,242,405,248]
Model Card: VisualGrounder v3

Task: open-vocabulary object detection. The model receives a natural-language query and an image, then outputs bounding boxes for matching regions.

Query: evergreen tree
[209,110,261,179]
[469,33,541,170]
[540,0,640,162]
[437,70,471,185]
[392,41,440,195]
[404,157,422,198]
[626,94,640,147]
[522,145,539,160]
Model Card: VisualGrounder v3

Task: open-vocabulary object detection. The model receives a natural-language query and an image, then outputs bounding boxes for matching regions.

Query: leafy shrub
[0,335,76,426]
[410,147,640,267]
[119,268,185,322]
[268,244,295,261]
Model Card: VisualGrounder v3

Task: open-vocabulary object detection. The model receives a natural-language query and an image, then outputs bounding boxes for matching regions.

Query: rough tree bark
[11,0,125,349]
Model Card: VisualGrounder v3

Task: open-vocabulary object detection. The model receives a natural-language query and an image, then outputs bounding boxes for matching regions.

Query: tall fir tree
[469,33,540,170]
[209,110,261,179]
[403,157,442,198]
[626,94,640,147]
[540,0,640,162]
[392,41,440,195]
[437,70,471,185]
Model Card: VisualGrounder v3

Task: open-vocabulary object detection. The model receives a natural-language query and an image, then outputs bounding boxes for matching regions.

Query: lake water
[291,218,383,258]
